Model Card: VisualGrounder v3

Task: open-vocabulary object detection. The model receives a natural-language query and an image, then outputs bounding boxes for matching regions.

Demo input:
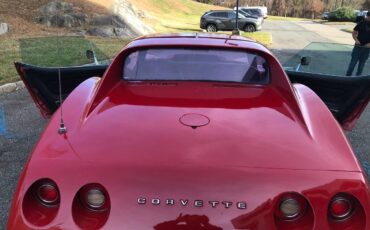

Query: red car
[8,34,370,229]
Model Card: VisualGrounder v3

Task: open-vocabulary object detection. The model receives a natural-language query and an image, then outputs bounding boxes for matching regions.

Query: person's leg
[346,46,360,76]
[356,47,370,76]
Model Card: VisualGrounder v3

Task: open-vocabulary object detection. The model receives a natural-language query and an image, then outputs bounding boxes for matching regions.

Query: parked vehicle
[355,10,368,23]
[8,34,370,229]
[361,10,368,16]
[239,8,264,23]
[200,10,263,33]
[236,6,268,18]
[321,11,330,20]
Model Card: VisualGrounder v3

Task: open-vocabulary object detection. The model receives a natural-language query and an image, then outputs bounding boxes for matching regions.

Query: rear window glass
[123,48,269,84]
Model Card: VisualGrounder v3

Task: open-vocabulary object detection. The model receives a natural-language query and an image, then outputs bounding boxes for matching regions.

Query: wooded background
[195,0,370,18]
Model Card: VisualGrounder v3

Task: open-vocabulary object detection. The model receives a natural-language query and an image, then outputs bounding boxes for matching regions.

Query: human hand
[365,43,370,48]
[355,40,361,45]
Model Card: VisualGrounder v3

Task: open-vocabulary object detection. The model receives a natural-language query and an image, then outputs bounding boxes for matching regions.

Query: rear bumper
[8,163,370,229]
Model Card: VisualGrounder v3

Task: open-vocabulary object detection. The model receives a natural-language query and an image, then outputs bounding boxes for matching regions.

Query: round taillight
[73,184,111,229]
[23,179,60,226]
[280,198,301,219]
[86,189,106,209]
[37,183,59,205]
[275,193,308,221]
[78,184,109,211]
[329,197,353,220]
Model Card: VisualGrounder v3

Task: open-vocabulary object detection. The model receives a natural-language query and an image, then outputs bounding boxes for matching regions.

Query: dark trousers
[346,45,370,76]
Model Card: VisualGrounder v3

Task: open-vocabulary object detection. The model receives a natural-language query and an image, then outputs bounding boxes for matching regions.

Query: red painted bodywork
[8,34,370,229]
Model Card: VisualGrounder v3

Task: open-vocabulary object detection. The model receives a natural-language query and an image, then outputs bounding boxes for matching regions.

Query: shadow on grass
[316,21,354,25]
[341,28,352,33]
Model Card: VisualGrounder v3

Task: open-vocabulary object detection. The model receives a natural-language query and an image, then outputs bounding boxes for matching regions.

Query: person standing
[346,11,370,76]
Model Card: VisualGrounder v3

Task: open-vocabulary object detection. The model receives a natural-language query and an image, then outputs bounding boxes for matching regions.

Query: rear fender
[293,83,362,171]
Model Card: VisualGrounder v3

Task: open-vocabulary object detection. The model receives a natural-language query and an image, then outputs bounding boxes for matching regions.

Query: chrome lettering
[209,201,219,208]
[137,197,246,210]
[152,198,160,205]
[166,199,175,205]
[194,200,203,207]
[237,202,247,209]
[180,199,189,206]
[138,198,146,204]
[222,201,233,208]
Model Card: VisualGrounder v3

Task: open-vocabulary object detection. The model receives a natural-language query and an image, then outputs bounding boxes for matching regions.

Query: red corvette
[8,34,370,229]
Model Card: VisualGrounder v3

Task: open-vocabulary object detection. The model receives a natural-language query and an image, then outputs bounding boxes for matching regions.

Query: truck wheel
[244,24,256,32]
[206,24,217,32]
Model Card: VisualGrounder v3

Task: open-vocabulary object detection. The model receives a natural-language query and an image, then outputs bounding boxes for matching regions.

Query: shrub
[329,7,356,22]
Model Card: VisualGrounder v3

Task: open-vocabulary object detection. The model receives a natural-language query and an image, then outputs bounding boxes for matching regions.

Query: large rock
[87,27,115,37]
[0,23,9,35]
[90,15,126,28]
[113,0,155,35]
[39,1,73,14]
[38,14,87,28]
[89,15,137,37]
[36,0,143,38]
[37,1,88,28]
[87,26,136,37]
[114,27,129,37]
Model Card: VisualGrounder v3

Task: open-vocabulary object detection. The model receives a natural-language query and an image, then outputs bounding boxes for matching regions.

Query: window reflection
[277,42,370,77]
[123,48,270,84]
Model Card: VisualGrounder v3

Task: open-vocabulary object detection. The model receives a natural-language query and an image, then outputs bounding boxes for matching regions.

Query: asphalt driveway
[0,90,46,228]
[264,20,354,64]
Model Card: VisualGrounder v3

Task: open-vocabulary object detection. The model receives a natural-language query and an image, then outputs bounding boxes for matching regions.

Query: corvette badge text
[137,197,247,209]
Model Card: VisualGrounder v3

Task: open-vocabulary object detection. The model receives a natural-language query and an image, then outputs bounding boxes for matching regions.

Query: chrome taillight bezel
[78,184,110,211]
[279,198,302,220]
[85,188,106,209]
[328,196,354,220]
[36,183,60,206]
[275,193,309,221]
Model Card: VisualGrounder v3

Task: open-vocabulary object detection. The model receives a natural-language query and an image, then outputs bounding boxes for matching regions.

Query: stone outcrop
[36,1,142,38]
[0,81,24,95]
[113,0,155,35]
[37,1,88,28]
[87,14,137,37]
[0,23,9,35]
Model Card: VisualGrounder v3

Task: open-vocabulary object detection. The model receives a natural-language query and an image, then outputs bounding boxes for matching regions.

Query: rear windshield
[123,48,269,84]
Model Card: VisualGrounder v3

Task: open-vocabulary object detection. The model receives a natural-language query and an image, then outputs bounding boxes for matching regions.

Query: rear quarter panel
[292,83,363,172]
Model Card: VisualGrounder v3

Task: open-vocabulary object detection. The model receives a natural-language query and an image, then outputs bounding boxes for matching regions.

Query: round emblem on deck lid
[179,113,210,129]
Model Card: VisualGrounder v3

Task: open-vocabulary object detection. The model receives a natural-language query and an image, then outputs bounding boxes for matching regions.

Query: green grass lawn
[242,31,272,46]
[138,0,272,45]
[0,36,129,85]
[0,39,21,85]
[0,0,273,85]
[137,0,222,33]
[0,31,272,85]
[18,36,129,67]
